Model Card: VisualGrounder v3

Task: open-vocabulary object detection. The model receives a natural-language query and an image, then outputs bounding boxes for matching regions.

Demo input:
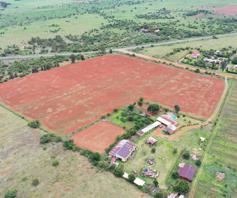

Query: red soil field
[213,5,237,15]
[72,121,124,153]
[0,55,224,134]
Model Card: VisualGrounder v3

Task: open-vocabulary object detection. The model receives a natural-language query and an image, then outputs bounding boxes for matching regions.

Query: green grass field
[192,80,237,198]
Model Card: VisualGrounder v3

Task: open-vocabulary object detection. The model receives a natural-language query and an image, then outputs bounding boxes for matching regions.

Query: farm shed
[178,164,196,182]
[138,121,161,136]
[146,137,157,145]
[134,178,145,186]
[165,124,177,135]
[109,140,136,162]
[157,116,172,126]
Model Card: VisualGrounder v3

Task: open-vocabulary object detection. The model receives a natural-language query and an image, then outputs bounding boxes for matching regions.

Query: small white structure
[157,116,171,126]
[123,172,129,179]
[134,177,145,186]
[200,137,206,142]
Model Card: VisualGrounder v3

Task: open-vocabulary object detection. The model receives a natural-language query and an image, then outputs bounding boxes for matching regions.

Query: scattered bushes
[40,133,62,144]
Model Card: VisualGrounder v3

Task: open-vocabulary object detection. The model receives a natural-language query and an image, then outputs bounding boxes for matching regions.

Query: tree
[80,54,85,60]
[28,120,40,128]
[172,172,179,179]
[195,160,201,167]
[113,164,124,177]
[153,179,159,187]
[127,104,134,111]
[64,140,76,151]
[147,104,160,114]
[174,105,181,114]
[69,54,76,63]
[4,189,17,198]
[109,49,113,54]
[173,180,190,194]
[128,174,135,183]
[151,147,156,153]
[231,56,237,64]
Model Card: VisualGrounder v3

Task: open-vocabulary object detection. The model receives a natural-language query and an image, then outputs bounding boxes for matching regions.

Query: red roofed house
[109,140,136,162]
[191,51,200,59]
[178,164,196,182]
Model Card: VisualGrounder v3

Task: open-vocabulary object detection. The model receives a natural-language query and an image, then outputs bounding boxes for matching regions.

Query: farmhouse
[178,164,196,182]
[191,51,201,59]
[157,113,178,134]
[137,121,161,136]
[109,140,136,162]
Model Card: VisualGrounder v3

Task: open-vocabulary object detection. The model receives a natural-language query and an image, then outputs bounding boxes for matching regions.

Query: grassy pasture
[0,14,106,47]
[192,80,237,198]
[0,105,149,198]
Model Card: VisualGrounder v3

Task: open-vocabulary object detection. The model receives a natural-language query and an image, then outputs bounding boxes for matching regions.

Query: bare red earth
[213,5,237,15]
[72,121,124,153]
[0,55,224,134]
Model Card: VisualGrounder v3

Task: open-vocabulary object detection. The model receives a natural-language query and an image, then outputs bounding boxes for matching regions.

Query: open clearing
[213,5,237,16]
[0,55,224,134]
[191,80,237,198]
[72,121,124,153]
[0,105,149,198]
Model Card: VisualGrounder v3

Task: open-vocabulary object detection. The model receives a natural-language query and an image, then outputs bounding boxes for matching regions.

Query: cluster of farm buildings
[108,111,196,189]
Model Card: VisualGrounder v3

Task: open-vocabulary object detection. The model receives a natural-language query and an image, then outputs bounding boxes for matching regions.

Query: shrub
[32,179,40,187]
[63,140,76,151]
[40,133,62,144]
[182,151,190,160]
[128,174,135,183]
[52,160,59,167]
[113,165,124,177]
[4,189,17,198]
[153,179,159,187]
[173,180,190,194]
[28,120,40,128]
[172,172,179,179]
[151,148,156,153]
[173,148,178,155]
[195,160,201,167]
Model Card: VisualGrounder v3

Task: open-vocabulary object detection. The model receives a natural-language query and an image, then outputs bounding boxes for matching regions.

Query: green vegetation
[193,80,237,198]
[1,0,237,55]
[28,120,40,128]
[4,189,17,198]
[40,133,62,144]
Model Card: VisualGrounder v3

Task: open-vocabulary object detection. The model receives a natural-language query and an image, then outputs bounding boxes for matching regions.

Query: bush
[28,120,40,128]
[113,165,124,177]
[195,160,201,167]
[63,140,76,151]
[151,148,156,153]
[40,133,62,144]
[173,180,190,194]
[182,151,190,160]
[52,160,59,167]
[32,179,40,187]
[128,174,135,183]
[4,189,17,198]
[173,148,178,155]
[172,172,179,179]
